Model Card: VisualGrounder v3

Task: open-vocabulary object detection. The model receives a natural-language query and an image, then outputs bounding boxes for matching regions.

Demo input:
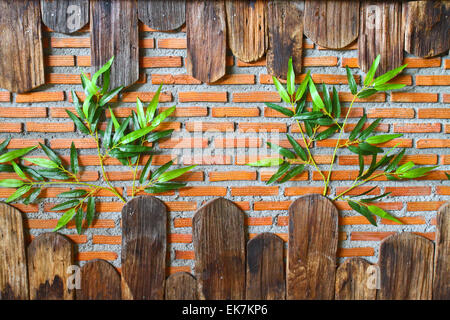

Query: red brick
[0,91,10,102]
[16,92,64,103]
[209,171,257,181]
[437,186,450,195]
[157,38,186,49]
[140,56,182,68]
[77,252,118,262]
[50,37,90,48]
[45,55,75,67]
[351,232,395,241]
[151,74,201,85]
[183,155,232,165]
[211,74,255,85]
[179,92,227,102]
[27,122,74,132]
[417,139,450,148]
[385,186,431,196]
[238,122,286,133]
[418,108,450,119]
[231,186,279,196]
[50,138,97,149]
[185,122,234,132]
[233,91,280,103]
[214,137,262,148]
[254,201,291,211]
[407,201,446,212]
[0,123,21,133]
[179,187,227,197]
[121,91,172,102]
[391,92,438,103]
[367,108,414,118]
[416,75,450,86]
[212,107,260,117]
[393,123,441,133]
[139,38,155,48]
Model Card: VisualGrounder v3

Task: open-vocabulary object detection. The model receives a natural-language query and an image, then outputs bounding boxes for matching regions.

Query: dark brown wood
[77,259,121,300]
[27,233,74,300]
[287,194,338,300]
[193,197,246,300]
[0,0,44,93]
[246,233,285,300]
[121,196,167,300]
[40,0,89,34]
[0,203,28,300]
[90,0,139,89]
[225,0,268,63]
[304,0,359,49]
[138,0,185,31]
[335,258,376,300]
[186,0,227,83]
[404,0,450,58]
[359,1,404,76]
[165,272,198,300]
[267,0,304,80]
[433,202,449,300]
[378,233,434,300]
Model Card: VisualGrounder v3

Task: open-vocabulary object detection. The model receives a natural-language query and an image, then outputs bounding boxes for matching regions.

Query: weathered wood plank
[304,0,359,49]
[41,0,89,34]
[433,202,449,300]
[0,0,44,93]
[193,197,246,300]
[27,233,74,300]
[90,0,139,89]
[121,196,167,300]
[77,259,121,300]
[165,272,198,300]
[0,203,28,300]
[378,233,434,300]
[404,0,450,58]
[359,1,404,76]
[287,194,338,300]
[335,258,376,300]
[186,0,227,83]
[225,0,268,63]
[267,0,304,80]
[138,0,185,31]
[246,233,285,300]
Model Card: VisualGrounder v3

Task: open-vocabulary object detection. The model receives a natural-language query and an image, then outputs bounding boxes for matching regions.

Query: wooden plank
[90,0,139,89]
[335,258,376,300]
[193,197,245,300]
[287,194,338,300]
[246,233,285,300]
[138,0,185,31]
[404,0,450,58]
[433,202,449,300]
[359,1,404,76]
[77,259,121,300]
[0,203,28,300]
[378,233,434,300]
[165,272,198,300]
[121,196,167,300]
[0,0,44,93]
[27,233,74,300]
[304,0,359,49]
[40,0,89,34]
[225,0,268,63]
[186,0,227,83]
[267,0,304,80]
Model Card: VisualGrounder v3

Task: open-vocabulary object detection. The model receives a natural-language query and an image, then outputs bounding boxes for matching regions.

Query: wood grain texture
[359,1,404,76]
[27,233,74,300]
[225,0,268,63]
[121,196,167,300]
[0,0,44,93]
[433,202,449,300]
[165,272,198,300]
[186,0,227,83]
[404,0,450,58]
[0,203,28,300]
[138,0,185,31]
[335,258,376,300]
[246,233,285,300]
[90,0,139,89]
[40,0,89,34]
[287,194,338,300]
[193,197,246,300]
[304,0,359,49]
[378,233,434,300]
[267,0,304,80]
[77,259,121,300]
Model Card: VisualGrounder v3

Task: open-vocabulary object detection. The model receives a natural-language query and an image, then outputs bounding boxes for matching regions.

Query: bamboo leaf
[357,89,378,99]
[139,155,153,184]
[272,76,290,104]
[0,179,24,187]
[11,162,26,180]
[6,185,31,203]
[346,66,358,94]
[136,98,147,128]
[58,189,88,198]
[367,205,401,224]
[149,105,176,130]
[146,84,162,123]
[349,115,367,140]
[54,208,77,231]
[246,158,284,167]
[39,143,62,166]
[66,110,90,135]
[86,197,95,228]
[71,91,85,120]
[99,86,123,106]
[70,142,79,175]
[287,57,296,95]
[267,142,296,159]
[358,119,381,140]
[109,107,120,130]
[75,208,84,235]
[399,166,438,179]
[0,146,36,164]
[364,54,380,86]
[286,134,307,161]
[0,137,11,152]
[365,134,403,145]
[146,129,174,143]
[265,102,294,117]
[322,84,332,113]
[373,64,407,86]
[360,192,392,203]
[157,165,197,183]
[152,161,174,179]
[145,182,186,194]
[24,157,59,169]
[332,87,341,119]
[374,83,406,91]
[295,71,310,102]
[309,79,324,111]
[386,149,405,172]
[279,164,305,183]
[293,111,324,120]
[348,201,377,226]
[23,187,41,205]
[112,117,131,145]
[266,162,290,184]
[315,124,339,141]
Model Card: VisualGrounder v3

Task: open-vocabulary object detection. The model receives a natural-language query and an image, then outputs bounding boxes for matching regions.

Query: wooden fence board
[27,233,74,300]
[335,258,376,300]
[267,0,304,80]
[0,0,44,93]
[433,202,449,300]
[378,233,434,300]
[193,197,246,300]
[165,272,198,300]
[77,259,121,300]
[0,203,28,300]
[121,196,167,300]
[138,0,185,31]
[287,194,338,300]
[186,0,227,83]
[41,0,89,34]
[246,233,285,300]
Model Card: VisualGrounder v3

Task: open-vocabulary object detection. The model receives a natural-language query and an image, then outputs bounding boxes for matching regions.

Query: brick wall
[0,23,449,273]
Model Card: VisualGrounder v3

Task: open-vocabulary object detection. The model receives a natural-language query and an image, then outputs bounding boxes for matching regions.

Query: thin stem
[333,172,387,201]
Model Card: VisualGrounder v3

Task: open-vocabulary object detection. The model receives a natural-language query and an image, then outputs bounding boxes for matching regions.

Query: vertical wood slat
[246,233,285,300]
[433,202,449,300]
[40,0,89,34]
[0,203,28,300]
[121,196,167,300]
[77,259,121,300]
[138,0,185,31]
[335,258,376,300]
[287,194,338,300]
[165,272,198,300]
[193,197,246,300]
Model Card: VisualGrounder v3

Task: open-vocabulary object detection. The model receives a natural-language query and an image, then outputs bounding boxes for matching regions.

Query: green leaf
[66,110,90,135]
[0,137,11,152]
[136,98,147,128]
[109,107,121,130]
[23,187,41,205]
[82,93,94,119]
[81,72,98,96]
[71,91,85,120]
[399,166,438,179]
[52,200,80,211]
[373,64,407,86]
[147,129,174,143]
[332,87,341,119]
[364,54,380,86]
[101,65,110,95]
[37,169,70,180]
[0,179,24,187]
[22,167,44,181]
[360,154,378,180]
[314,117,335,126]
[246,158,284,167]
[6,185,31,203]
[295,99,306,115]
[293,111,324,120]
[396,161,415,174]
[99,86,123,106]
[346,66,358,94]
[357,89,378,99]
[322,84,332,113]
[266,162,290,184]
[70,142,79,175]
[139,155,153,184]
[149,105,176,130]
[157,165,196,183]
[358,119,381,140]
[117,145,153,153]
[279,164,305,183]
[11,162,27,180]
[358,154,365,178]
[348,201,377,226]
[265,102,294,117]
[286,134,307,161]
[304,121,313,137]
[103,120,113,150]
[349,115,367,141]
[151,160,174,180]
[58,189,88,198]
[267,142,296,159]
[365,134,403,145]
[358,143,383,154]
[308,79,324,111]
[146,84,162,123]
[92,56,114,86]
[351,186,378,198]
[75,208,84,235]
[287,57,296,95]
[54,208,77,231]
[86,197,95,228]
[272,76,290,104]
[0,164,13,172]
[0,146,36,164]
[360,192,392,203]
[112,117,131,145]
[374,83,406,91]
[446,172,450,180]
[120,126,154,145]
[24,157,59,169]
[315,124,339,141]
[367,205,402,224]
[145,182,186,194]
[386,149,405,172]
[39,143,62,166]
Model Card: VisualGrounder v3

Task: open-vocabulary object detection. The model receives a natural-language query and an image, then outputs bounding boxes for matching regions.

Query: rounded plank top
[335,258,376,300]
[40,0,89,34]
[138,0,185,31]
[165,272,198,300]
[77,259,121,300]
[433,202,450,300]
